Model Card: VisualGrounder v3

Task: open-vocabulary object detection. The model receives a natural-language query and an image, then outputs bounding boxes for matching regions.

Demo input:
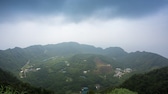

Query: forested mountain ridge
[0,42,168,93]
[0,42,167,72]
[117,51,168,72]
[0,42,127,72]
[120,66,168,94]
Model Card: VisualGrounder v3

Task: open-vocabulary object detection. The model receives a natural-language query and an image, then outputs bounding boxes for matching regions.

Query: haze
[0,0,168,58]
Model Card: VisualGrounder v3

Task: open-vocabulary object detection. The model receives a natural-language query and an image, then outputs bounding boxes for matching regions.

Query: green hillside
[0,68,53,94]
[0,42,168,93]
[120,67,168,94]
[22,54,122,93]
[117,51,168,72]
[0,42,126,72]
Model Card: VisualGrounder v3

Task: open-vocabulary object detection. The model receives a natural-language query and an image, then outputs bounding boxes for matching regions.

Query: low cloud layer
[0,0,168,57]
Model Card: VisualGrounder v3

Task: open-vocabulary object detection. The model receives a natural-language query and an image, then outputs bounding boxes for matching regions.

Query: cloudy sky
[0,0,168,57]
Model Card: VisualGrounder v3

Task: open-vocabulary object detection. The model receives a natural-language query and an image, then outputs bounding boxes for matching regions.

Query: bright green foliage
[0,86,26,94]
[107,88,137,94]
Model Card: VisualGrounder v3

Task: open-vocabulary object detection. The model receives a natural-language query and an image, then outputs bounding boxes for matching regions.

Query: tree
[107,88,137,94]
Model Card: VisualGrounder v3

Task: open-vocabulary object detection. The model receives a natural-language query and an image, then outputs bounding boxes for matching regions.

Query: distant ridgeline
[0,42,168,93]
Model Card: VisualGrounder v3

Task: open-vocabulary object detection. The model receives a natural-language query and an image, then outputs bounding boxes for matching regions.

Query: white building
[124,68,132,73]
[83,71,87,74]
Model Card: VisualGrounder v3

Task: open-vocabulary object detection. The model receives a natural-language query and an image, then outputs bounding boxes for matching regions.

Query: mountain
[0,42,168,93]
[0,42,127,72]
[120,66,168,94]
[104,47,127,58]
[117,51,168,72]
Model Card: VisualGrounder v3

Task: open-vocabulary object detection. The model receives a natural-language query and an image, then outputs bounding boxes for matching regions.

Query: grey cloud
[0,0,168,22]
[0,0,168,21]
[63,0,168,18]
[0,3,168,58]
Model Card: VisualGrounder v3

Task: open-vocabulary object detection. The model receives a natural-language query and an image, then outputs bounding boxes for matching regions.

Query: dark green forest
[2,66,168,94]
[0,68,54,94]
[120,67,168,94]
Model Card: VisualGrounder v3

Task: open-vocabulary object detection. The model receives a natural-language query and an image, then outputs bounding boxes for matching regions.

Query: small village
[19,60,41,78]
[113,68,132,78]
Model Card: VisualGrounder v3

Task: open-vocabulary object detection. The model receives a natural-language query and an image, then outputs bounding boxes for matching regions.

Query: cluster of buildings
[114,68,132,78]
[19,61,41,78]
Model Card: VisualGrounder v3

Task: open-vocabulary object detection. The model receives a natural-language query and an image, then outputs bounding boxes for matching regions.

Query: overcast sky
[0,0,168,58]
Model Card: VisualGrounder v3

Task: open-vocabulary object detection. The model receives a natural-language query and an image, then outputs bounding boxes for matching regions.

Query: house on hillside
[114,67,132,78]
[124,68,132,73]
[95,84,101,90]
[80,87,89,94]
[114,71,124,78]
[83,71,87,74]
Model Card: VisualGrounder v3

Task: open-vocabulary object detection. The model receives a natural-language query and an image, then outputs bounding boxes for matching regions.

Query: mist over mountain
[1,0,168,93]
[0,42,123,71]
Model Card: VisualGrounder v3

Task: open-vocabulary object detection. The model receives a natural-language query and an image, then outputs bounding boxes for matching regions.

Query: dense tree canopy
[120,67,168,94]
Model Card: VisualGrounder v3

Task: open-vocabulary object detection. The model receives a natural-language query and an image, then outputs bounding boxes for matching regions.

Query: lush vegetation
[120,67,168,94]
[0,86,26,94]
[107,88,137,94]
[0,68,54,94]
[117,51,168,72]
[1,42,167,72]
[22,54,123,93]
[0,42,168,93]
